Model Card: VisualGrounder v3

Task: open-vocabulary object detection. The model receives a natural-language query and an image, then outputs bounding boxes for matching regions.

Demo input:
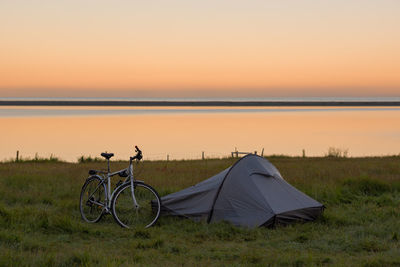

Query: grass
[0,156,400,266]
[5,153,64,163]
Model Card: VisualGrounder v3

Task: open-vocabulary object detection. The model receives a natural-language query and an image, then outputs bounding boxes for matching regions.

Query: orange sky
[1,1,399,97]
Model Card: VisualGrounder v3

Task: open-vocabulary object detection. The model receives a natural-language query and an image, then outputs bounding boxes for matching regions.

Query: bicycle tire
[111,182,161,229]
[79,176,107,223]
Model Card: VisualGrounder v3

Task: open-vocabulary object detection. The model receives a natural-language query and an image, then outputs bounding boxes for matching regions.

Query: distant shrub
[325,147,349,158]
[77,155,104,163]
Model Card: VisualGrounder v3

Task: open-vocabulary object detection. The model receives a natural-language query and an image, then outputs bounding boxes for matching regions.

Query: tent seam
[206,154,252,223]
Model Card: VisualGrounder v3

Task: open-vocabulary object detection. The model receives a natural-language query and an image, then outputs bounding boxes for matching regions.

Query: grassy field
[0,156,400,266]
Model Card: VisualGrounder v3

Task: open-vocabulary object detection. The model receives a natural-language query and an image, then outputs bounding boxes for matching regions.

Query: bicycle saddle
[101,152,114,159]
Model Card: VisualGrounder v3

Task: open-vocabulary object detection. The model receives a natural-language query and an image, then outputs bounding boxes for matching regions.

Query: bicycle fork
[129,163,139,208]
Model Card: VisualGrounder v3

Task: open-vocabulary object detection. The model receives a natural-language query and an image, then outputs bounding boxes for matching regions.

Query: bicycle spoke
[112,183,161,228]
[80,177,106,223]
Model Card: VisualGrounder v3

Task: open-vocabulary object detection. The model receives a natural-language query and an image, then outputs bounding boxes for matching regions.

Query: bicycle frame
[88,157,142,213]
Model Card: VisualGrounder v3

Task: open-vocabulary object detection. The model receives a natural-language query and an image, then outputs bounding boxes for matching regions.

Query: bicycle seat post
[100,152,114,174]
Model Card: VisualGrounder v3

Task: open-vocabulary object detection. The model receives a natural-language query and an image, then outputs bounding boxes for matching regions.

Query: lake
[1,103,400,161]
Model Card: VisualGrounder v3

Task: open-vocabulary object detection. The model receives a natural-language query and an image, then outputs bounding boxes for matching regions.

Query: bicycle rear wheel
[111,182,161,229]
[80,176,106,223]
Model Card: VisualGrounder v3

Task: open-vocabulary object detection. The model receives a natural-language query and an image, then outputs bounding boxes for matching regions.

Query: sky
[1,0,399,98]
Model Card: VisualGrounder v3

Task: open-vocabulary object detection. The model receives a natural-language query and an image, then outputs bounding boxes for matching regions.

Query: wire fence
[143,148,266,161]
[3,150,245,163]
[143,151,233,161]
[4,147,271,162]
[10,147,358,163]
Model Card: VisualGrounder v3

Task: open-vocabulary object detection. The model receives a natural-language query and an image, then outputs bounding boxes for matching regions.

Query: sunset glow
[1,0,399,97]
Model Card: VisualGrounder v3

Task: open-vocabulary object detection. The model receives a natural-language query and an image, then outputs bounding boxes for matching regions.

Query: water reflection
[1,106,400,117]
[1,107,399,161]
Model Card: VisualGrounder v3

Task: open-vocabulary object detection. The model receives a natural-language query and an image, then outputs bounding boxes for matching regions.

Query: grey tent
[160,154,324,228]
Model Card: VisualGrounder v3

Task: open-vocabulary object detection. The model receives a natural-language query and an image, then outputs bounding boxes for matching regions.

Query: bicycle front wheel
[80,176,106,223]
[111,182,161,229]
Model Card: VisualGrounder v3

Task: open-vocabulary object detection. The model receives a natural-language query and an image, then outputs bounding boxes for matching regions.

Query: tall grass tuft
[77,155,104,163]
[5,153,63,163]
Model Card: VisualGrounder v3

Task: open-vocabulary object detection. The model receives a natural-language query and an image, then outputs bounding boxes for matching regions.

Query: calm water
[1,105,400,161]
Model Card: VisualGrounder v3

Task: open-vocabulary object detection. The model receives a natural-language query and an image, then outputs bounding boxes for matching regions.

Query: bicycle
[79,146,161,228]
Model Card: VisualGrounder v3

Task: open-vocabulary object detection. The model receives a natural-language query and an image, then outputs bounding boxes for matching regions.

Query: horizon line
[1,100,400,107]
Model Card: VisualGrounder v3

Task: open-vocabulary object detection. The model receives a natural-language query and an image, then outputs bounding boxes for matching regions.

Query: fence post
[16,150,19,162]
[302,149,306,158]
[261,148,264,157]
[202,151,205,160]
[167,154,169,161]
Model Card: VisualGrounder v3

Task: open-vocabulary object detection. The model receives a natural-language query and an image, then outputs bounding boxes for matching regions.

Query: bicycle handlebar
[132,145,143,161]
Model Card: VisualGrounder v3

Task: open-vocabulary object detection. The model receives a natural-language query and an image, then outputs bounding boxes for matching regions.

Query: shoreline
[1,100,400,106]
